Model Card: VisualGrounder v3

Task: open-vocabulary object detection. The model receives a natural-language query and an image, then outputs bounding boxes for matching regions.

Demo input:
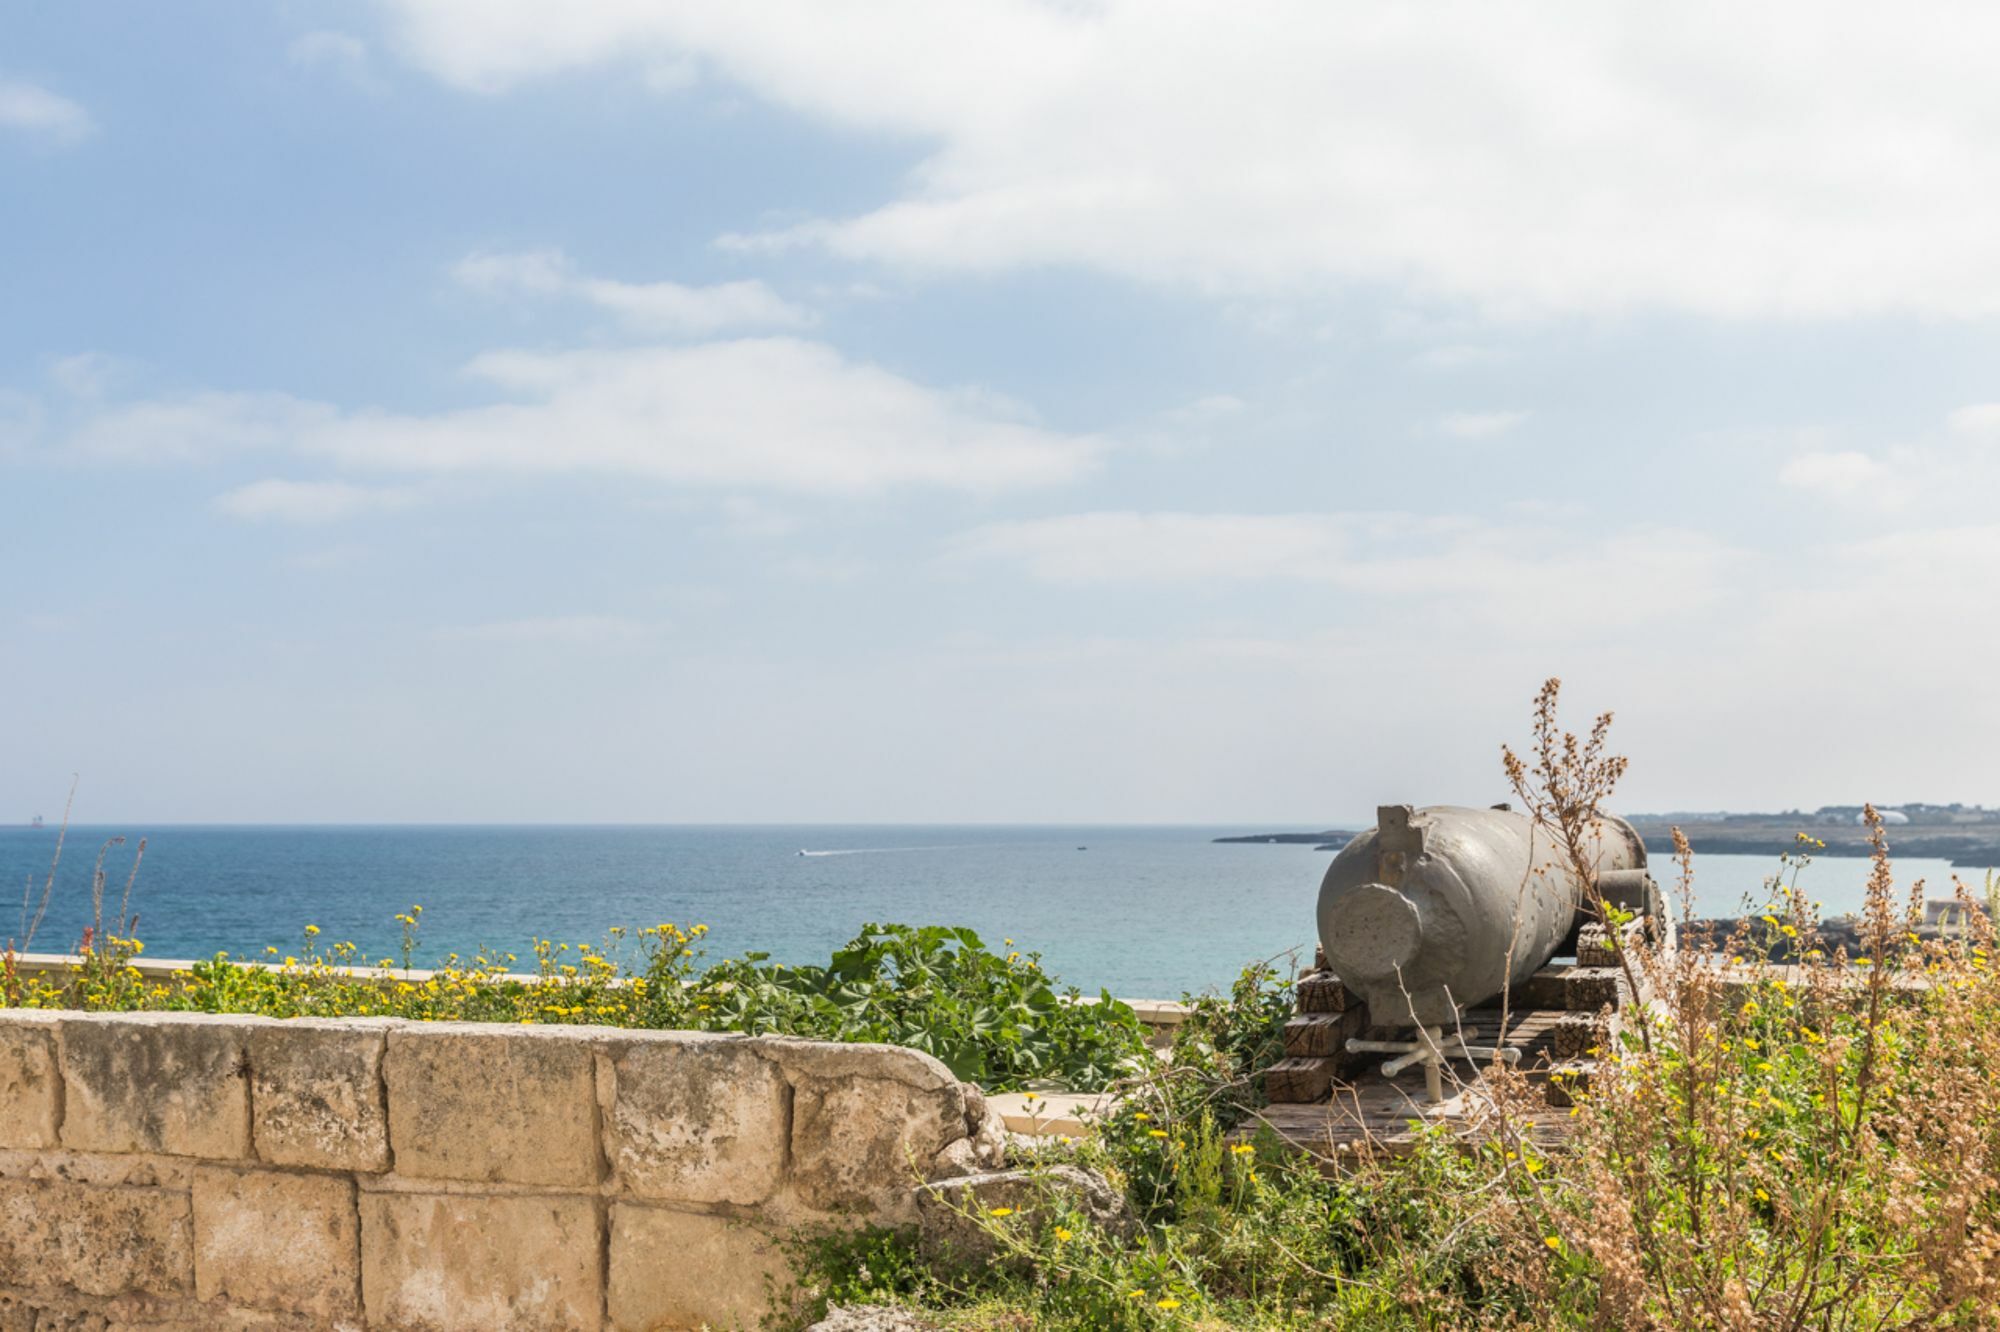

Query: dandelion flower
[1545,1236,1563,1252]
[1156,1298,1182,1311]
[987,1207,1014,1218]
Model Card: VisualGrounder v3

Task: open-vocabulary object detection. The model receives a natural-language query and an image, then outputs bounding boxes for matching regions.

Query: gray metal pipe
[1316,803,1646,1027]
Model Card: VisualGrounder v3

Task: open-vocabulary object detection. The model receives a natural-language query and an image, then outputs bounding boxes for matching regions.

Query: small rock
[806,1305,940,1332]
[915,1164,1132,1267]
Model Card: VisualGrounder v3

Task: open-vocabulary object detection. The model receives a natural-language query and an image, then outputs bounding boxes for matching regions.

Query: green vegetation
[0,919,1151,1095]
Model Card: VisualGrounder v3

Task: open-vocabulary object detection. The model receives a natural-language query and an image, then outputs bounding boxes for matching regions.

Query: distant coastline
[1217,803,2000,869]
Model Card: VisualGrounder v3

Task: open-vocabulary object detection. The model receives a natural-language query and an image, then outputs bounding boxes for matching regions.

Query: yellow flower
[1054,1226,1073,1242]
[987,1207,1014,1218]
[1156,1298,1182,1311]
[1755,1187,1770,1202]
[1544,1236,1563,1252]
[1754,1061,1773,1073]
[1148,1129,1168,1139]
[1132,1112,1150,1121]
[1128,1290,1146,1300]
[304,924,320,936]
[1524,1158,1544,1175]
[283,956,298,967]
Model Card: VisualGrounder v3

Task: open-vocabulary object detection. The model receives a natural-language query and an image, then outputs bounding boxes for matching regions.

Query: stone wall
[0,1009,1005,1331]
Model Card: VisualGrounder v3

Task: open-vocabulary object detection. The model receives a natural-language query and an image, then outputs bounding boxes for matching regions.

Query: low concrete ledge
[0,1006,1009,1330]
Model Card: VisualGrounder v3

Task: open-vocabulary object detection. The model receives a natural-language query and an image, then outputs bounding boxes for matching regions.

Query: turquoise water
[1,825,1983,998]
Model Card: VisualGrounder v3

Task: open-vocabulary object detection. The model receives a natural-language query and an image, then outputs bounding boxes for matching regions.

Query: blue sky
[4,2,1999,823]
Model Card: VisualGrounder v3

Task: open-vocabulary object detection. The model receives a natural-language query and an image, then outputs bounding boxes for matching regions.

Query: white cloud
[950,510,1736,627]
[213,479,420,524]
[454,249,812,334]
[1778,406,2000,510]
[383,2,2000,320]
[1437,410,1527,440]
[309,338,1100,492]
[435,615,650,644]
[1947,403,2000,439]
[0,79,93,145]
[40,338,1101,494]
[289,31,381,90]
[1778,449,1893,500]
[65,392,336,464]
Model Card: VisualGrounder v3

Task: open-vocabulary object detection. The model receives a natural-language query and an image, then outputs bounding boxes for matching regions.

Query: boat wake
[797,844,998,857]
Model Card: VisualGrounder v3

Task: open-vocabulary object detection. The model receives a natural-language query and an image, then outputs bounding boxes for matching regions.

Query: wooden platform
[1236,1004,1596,1161]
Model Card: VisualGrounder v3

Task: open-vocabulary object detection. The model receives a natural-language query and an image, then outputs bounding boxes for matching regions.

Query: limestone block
[360,1191,601,1331]
[604,1033,788,1205]
[192,1166,359,1320]
[607,1202,792,1332]
[0,1147,191,1188]
[915,1165,1132,1268]
[56,1012,256,1159]
[0,1176,194,1297]
[758,1039,968,1223]
[0,1015,60,1150]
[807,1309,940,1332]
[248,1018,391,1172]
[384,1024,599,1186]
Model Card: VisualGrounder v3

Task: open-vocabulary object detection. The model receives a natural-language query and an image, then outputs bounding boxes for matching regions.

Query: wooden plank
[1295,972,1356,1014]
[1521,965,1629,1011]
[1238,1000,1604,1162]
[1263,1057,1337,1104]
[1282,1009,1366,1058]
[1576,918,1646,969]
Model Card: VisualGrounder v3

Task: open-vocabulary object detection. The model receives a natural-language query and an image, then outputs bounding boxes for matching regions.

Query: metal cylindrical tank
[1316,804,1646,1027]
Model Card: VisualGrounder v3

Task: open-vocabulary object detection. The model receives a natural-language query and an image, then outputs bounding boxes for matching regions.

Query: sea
[2,824,1989,999]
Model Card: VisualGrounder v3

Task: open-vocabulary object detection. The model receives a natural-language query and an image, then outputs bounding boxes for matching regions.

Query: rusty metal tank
[1316,803,1647,1028]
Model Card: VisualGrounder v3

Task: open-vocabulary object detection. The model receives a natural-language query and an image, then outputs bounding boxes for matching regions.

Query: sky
[3,2,1999,825]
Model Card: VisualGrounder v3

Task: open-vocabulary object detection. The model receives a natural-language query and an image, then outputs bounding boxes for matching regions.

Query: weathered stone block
[608,1202,791,1332]
[0,1176,193,1298]
[0,1015,60,1150]
[360,1191,601,1331]
[192,1166,359,1320]
[249,1018,391,1172]
[57,1012,255,1159]
[915,1165,1132,1268]
[759,1039,967,1223]
[384,1024,598,1186]
[603,1033,789,1205]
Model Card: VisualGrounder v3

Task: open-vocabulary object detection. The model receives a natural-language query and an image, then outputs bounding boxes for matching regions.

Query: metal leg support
[1347,1025,1524,1104]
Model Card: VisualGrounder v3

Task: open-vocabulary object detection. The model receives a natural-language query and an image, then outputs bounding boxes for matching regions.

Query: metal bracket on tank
[1348,1025,1523,1105]
[1374,804,1425,886]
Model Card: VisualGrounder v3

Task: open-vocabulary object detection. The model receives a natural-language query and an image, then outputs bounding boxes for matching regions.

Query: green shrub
[2,918,1150,1096]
